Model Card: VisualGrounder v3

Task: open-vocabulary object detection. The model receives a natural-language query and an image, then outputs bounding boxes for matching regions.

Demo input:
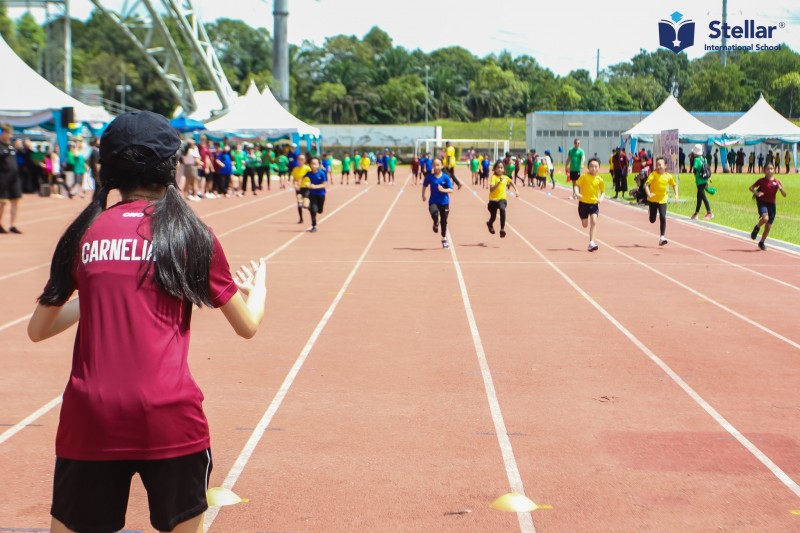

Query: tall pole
[64,0,72,94]
[596,49,600,80]
[721,0,728,66]
[273,0,290,110]
[424,65,429,125]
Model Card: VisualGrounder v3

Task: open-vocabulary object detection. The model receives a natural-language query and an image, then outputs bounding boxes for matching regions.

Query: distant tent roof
[0,35,110,128]
[717,94,800,144]
[622,95,720,142]
[173,90,226,122]
[204,81,319,138]
[170,115,206,133]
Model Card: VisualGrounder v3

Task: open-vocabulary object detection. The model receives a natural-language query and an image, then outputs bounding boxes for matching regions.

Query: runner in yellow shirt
[573,157,605,252]
[644,156,678,246]
[486,160,520,238]
[444,141,462,189]
[291,154,312,224]
[359,151,370,184]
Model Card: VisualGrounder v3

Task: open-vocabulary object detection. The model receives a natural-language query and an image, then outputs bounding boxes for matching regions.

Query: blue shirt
[422,157,433,174]
[481,159,490,171]
[423,173,453,205]
[217,152,233,175]
[288,149,300,170]
[305,169,327,196]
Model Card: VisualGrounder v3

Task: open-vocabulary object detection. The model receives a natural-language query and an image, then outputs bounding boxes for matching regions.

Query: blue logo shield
[659,12,695,53]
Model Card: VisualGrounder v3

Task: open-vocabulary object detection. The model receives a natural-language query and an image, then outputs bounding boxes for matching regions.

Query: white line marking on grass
[518,197,800,351]
[507,222,800,501]
[0,395,61,445]
[204,179,406,531]
[447,229,535,533]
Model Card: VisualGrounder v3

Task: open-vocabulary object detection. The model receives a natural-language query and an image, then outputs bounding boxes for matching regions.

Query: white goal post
[414,138,510,164]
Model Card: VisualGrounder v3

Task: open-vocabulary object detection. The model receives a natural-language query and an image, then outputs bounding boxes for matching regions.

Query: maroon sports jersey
[752,177,781,203]
[55,199,237,460]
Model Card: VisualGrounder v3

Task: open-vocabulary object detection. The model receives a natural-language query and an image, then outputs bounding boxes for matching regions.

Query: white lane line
[0,190,369,447]
[0,262,49,282]
[201,188,293,218]
[447,229,535,533]
[0,191,296,284]
[204,178,408,531]
[0,313,32,333]
[506,222,800,500]
[0,395,61,445]
[547,183,800,259]
[593,204,800,292]
[518,197,800,351]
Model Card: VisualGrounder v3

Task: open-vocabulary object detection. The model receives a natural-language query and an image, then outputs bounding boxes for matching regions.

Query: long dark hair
[38,146,215,307]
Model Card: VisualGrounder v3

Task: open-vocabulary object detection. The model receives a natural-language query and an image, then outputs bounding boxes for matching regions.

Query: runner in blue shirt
[302,157,328,233]
[481,156,491,188]
[421,158,454,249]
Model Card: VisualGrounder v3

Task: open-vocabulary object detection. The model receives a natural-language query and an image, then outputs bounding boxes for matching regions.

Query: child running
[27,111,267,533]
[573,157,605,252]
[486,160,520,238]
[422,158,454,249]
[644,156,678,246]
[302,156,328,232]
[749,162,787,251]
[291,154,311,223]
[341,151,351,185]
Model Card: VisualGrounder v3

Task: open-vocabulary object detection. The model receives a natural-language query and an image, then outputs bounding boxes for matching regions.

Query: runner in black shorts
[565,138,585,200]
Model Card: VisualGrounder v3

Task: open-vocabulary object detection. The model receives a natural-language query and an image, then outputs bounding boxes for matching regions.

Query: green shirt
[342,156,351,172]
[505,163,515,177]
[354,155,362,168]
[389,156,397,172]
[277,154,288,172]
[693,155,708,186]
[470,158,479,172]
[568,147,585,172]
[233,150,246,175]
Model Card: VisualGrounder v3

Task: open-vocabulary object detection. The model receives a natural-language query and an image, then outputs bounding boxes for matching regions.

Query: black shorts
[296,187,309,198]
[578,201,599,219]
[757,199,776,224]
[309,194,325,214]
[0,175,22,200]
[52,448,212,533]
[569,170,581,182]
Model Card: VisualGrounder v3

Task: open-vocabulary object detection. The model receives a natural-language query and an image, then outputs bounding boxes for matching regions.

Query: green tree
[379,75,427,122]
[14,11,44,71]
[206,19,272,94]
[772,72,800,118]
[310,82,347,123]
[626,75,669,111]
[467,63,524,119]
[362,26,392,56]
[555,83,581,110]
[0,0,18,51]
[681,58,752,112]
[610,49,690,96]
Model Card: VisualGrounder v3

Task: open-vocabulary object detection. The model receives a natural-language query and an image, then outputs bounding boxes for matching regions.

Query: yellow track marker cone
[207,487,249,506]
[490,493,550,512]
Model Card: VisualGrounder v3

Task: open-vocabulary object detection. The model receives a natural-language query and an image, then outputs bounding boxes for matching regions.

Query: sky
[9,0,800,77]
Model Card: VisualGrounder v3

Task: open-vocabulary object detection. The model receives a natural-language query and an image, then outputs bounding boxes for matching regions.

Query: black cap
[100,111,181,173]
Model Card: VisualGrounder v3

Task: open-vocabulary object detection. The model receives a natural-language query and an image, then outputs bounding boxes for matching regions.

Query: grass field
[587,170,800,245]
[406,117,527,148]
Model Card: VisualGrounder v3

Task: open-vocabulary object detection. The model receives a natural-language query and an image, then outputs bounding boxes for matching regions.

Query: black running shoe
[750,226,759,240]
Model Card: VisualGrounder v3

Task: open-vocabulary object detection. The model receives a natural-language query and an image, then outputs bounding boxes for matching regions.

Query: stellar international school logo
[658,11,696,53]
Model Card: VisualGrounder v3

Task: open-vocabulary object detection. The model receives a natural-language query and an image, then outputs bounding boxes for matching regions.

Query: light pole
[424,65,429,125]
[116,68,132,113]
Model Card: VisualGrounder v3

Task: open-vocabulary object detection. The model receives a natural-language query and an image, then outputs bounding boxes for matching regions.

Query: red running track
[1,178,799,532]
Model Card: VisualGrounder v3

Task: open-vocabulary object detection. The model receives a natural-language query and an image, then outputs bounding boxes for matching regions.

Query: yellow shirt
[645,171,676,204]
[292,164,311,187]
[536,161,548,177]
[488,174,511,201]
[446,146,456,167]
[360,157,370,170]
[575,173,605,204]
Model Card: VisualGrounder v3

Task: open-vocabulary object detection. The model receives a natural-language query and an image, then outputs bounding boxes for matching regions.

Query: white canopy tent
[0,35,111,128]
[717,94,800,144]
[622,95,720,145]
[204,81,319,139]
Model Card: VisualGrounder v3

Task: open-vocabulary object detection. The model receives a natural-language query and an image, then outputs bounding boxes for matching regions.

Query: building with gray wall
[526,110,743,166]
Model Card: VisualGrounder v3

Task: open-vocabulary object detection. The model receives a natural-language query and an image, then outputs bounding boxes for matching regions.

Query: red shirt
[753,177,781,203]
[56,199,237,460]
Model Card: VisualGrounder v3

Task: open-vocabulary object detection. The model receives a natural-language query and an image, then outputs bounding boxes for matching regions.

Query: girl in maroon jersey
[748,162,787,251]
[28,112,268,533]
